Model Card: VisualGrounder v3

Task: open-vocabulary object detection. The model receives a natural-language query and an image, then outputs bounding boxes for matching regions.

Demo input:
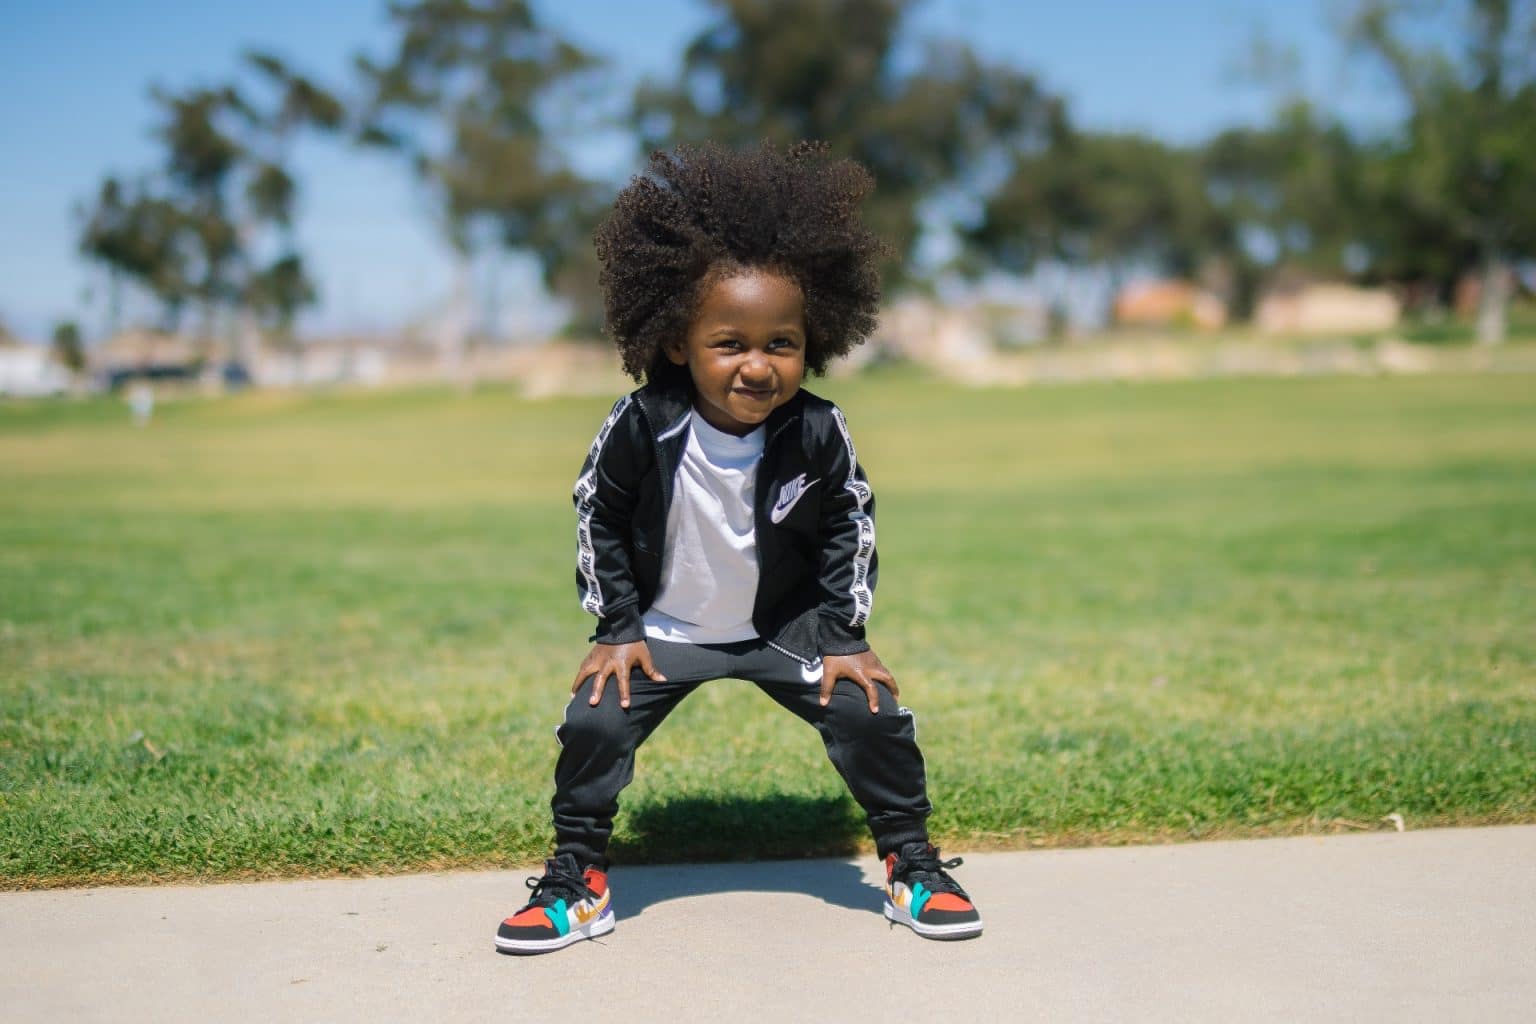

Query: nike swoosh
[801,659,824,684]
[770,475,820,524]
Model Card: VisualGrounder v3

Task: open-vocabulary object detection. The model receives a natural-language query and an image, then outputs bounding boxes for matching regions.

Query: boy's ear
[663,337,689,366]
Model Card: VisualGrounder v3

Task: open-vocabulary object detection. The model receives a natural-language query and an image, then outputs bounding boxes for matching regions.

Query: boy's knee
[823,683,911,740]
[557,681,631,750]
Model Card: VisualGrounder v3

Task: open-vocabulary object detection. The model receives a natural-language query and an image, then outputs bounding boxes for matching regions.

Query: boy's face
[666,269,807,436]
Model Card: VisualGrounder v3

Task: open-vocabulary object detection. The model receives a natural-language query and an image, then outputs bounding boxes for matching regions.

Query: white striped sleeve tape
[829,407,874,628]
[573,394,633,617]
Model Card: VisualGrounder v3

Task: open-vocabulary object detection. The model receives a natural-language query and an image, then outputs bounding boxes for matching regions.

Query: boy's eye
[769,337,799,351]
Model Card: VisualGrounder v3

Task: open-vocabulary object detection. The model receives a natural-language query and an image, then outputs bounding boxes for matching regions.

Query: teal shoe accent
[910,882,931,919]
[543,898,570,936]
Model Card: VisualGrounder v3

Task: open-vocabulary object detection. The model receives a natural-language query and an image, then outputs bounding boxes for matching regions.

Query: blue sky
[0,0,1400,339]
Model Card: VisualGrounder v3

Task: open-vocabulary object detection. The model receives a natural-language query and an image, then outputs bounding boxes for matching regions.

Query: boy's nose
[739,353,772,384]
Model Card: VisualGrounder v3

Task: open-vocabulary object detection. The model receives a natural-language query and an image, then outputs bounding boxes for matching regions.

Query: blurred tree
[356,0,607,349]
[77,56,343,349]
[1344,0,1536,342]
[632,0,1064,284]
[243,254,317,344]
[51,321,86,374]
[1201,101,1372,315]
[77,177,195,331]
[148,83,255,340]
[240,51,346,343]
[1205,105,1366,270]
[967,132,1225,305]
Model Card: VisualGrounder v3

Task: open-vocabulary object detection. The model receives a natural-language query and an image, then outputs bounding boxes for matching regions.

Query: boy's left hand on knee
[821,650,899,714]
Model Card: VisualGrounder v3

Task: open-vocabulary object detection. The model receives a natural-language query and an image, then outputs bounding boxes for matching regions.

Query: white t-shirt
[642,410,764,644]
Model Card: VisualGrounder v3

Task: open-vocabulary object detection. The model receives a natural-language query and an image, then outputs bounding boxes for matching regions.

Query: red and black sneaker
[495,853,614,955]
[883,841,983,940]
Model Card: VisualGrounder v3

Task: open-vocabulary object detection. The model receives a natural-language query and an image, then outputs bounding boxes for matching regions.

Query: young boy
[495,142,981,955]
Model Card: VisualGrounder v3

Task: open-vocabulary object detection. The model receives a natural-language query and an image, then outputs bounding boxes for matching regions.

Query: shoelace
[524,864,598,908]
[893,845,970,900]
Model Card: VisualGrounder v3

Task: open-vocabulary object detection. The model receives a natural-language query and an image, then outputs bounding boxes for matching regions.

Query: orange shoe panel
[925,892,974,912]
[504,905,551,927]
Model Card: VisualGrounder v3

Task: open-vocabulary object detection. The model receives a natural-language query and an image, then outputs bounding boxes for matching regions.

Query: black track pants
[551,638,932,867]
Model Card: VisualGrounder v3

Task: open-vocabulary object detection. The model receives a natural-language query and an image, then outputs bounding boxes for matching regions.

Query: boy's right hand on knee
[573,642,666,710]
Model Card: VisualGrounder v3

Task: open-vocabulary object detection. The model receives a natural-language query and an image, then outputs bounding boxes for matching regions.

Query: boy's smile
[666,269,807,436]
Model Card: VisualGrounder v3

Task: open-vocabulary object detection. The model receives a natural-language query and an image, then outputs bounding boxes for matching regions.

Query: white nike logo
[770,474,820,524]
[801,658,824,684]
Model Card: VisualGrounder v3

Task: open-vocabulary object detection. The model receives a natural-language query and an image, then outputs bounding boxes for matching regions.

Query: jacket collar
[634,378,692,438]
[635,378,805,447]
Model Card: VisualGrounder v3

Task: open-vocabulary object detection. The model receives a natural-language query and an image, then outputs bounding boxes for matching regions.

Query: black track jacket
[573,381,877,667]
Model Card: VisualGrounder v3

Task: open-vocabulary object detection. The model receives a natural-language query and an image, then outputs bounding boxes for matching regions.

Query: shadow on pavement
[607,793,883,916]
[616,858,883,917]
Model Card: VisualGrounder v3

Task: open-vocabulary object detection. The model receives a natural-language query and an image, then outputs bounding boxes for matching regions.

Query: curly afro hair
[593,140,890,385]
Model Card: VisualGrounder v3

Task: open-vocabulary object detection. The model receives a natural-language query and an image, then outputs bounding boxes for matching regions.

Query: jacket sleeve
[572,394,647,645]
[815,404,878,656]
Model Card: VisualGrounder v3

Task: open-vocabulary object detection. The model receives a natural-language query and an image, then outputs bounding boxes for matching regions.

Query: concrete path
[4,826,1533,1022]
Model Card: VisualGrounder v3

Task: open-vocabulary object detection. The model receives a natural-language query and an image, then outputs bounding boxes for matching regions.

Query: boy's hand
[820,650,898,714]
[573,642,666,710]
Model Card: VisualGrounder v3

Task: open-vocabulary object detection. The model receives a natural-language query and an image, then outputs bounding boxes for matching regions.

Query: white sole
[495,908,615,954]
[884,899,983,940]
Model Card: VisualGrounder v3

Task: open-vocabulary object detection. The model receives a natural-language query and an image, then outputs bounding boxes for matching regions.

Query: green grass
[2,372,1534,887]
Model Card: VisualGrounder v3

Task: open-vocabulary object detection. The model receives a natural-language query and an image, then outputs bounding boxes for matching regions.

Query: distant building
[1452,266,1531,318]
[0,338,71,396]
[881,297,991,364]
[90,330,204,390]
[249,336,402,388]
[1114,280,1227,331]
[1255,283,1400,335]
[90,329,200,372]
[881,292,1050,365]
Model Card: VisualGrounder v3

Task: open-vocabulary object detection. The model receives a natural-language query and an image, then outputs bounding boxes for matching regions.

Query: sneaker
[883,841,983,940]
[495,853,614,955]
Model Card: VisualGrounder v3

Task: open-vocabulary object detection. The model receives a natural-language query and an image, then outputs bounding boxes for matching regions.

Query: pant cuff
[553,839,611,872]
[873,824,930,861]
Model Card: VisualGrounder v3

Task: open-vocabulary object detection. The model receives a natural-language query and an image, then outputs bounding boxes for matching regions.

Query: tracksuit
[552,381,932,867]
